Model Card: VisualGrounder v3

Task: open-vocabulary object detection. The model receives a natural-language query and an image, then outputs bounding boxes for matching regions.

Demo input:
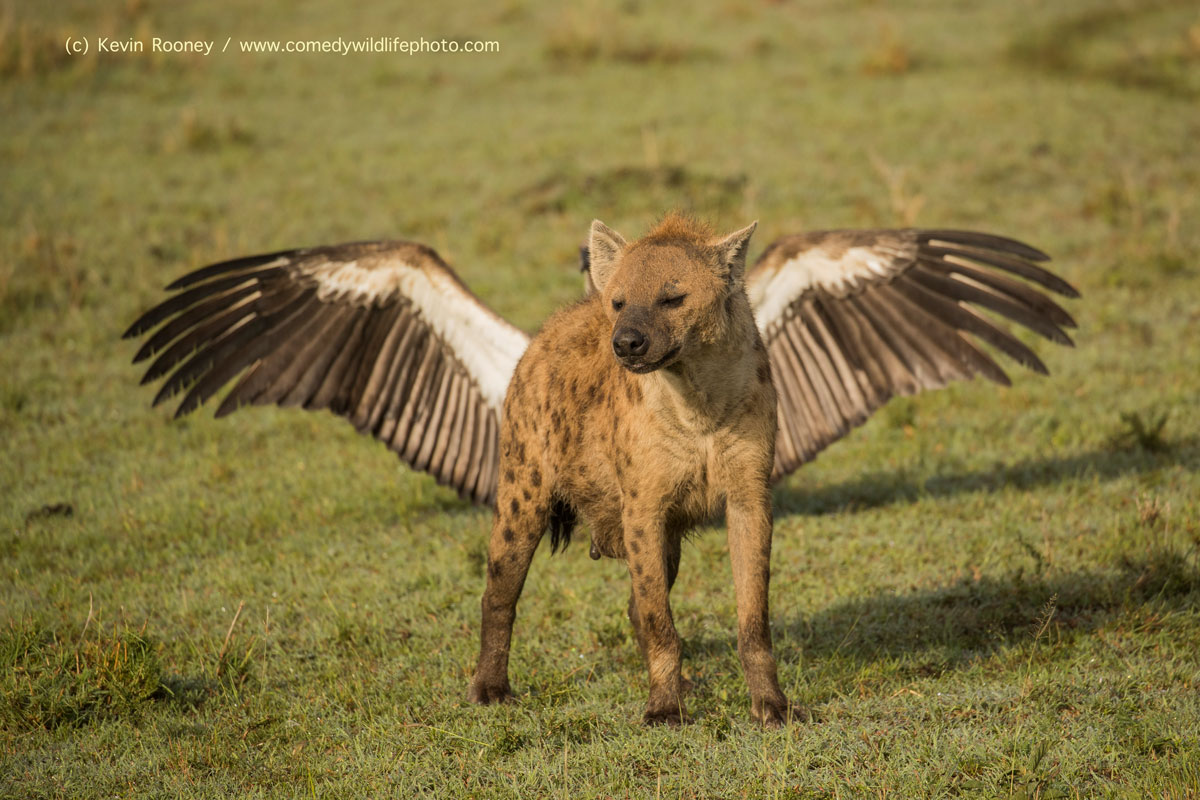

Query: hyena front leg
[725,483,793,726]
[623,509,687,725]
[468,474,550,705]
[626,536,681,665]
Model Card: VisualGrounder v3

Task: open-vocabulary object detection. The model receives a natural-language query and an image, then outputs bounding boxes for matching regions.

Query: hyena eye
[658,294,686,309]
[611,299,626,311]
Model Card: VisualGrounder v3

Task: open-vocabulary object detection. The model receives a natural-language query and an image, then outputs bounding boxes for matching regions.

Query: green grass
[3,0,1199,796]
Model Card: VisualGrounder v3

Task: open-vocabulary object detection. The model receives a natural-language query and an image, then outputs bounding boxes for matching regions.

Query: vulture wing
[124,240,530,506]
[746,229,1079,481]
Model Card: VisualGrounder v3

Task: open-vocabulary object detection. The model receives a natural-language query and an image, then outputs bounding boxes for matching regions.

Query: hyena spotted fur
[468,213,794,726]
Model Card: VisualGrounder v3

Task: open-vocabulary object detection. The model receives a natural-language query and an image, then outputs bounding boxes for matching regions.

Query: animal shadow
[681,440,1199,697]
[680,547,1198,711]
[772,437,1199,517]
[783,547,1199,667]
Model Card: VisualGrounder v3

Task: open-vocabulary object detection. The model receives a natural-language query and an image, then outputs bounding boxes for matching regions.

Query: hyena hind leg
[468,484,551,705]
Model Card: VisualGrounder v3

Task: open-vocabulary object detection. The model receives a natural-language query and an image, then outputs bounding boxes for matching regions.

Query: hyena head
[587,214,758,373]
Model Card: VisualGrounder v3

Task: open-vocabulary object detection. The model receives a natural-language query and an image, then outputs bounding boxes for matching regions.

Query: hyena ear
[713,221,758,282]
[588,220,627,293]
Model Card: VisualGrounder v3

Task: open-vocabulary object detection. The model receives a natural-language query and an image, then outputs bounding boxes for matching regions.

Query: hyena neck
[647,315,760,432]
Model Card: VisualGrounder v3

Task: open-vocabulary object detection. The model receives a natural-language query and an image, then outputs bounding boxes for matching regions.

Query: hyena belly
[518,304,731,561]
[495,301,624,551]
[533,305,632,557]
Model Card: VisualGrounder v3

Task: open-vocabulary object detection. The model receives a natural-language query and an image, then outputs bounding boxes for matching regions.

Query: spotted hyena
[467,213,793,725]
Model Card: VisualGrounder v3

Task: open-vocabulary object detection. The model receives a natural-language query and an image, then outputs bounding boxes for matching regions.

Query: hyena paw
[467,678,513,705]
[752,696,806,727]
[643,708,689,727]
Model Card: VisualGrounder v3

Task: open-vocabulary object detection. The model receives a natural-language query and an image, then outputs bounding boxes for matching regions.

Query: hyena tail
[549,497,577,554]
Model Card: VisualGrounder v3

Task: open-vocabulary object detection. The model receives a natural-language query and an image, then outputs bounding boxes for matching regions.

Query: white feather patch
[312,255,528,412]
[316,259,402,303]
[751,245,903,335]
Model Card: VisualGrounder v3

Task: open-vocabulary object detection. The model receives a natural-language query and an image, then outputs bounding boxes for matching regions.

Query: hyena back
[468,213,793,725]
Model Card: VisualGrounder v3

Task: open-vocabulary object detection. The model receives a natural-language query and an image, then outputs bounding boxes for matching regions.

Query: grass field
[3,0,1199,797]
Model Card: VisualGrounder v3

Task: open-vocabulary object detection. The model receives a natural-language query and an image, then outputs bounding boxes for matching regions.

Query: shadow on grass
[787,548,1199,665]
[683,547,1199,687]
[673,550,1200,731]
[773,438,1200,518]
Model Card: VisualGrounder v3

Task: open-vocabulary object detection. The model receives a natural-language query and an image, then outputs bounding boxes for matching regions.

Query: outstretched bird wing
[124,240,530,506]
[745,229,1079,481]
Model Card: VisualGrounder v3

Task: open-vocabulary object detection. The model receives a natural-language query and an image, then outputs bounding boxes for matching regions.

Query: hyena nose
[612,327,649,359]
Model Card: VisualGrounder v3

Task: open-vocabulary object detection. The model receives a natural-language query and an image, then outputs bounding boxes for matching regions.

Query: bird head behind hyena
[588,214,759,375]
